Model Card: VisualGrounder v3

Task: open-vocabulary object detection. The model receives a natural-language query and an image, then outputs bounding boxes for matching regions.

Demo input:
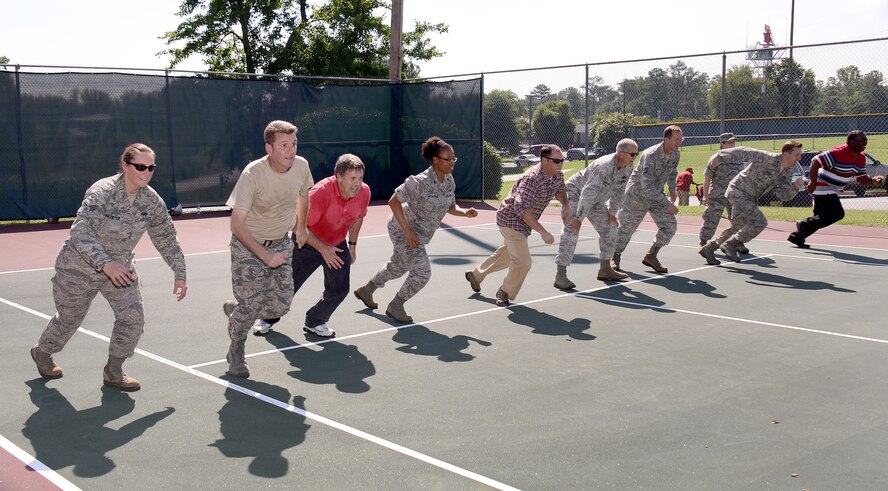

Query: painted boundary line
[0,297,519,491]
[0,433,80,491]
[575,293,888,345]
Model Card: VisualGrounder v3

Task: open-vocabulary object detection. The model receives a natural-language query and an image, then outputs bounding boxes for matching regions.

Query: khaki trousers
[472,226,531,300]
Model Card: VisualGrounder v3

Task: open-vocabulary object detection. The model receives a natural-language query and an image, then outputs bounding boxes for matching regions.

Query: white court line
[575,293,888,345]
[0,433,81,491]
[0,297,519,491]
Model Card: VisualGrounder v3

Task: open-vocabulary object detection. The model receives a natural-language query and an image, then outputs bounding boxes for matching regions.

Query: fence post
[720,53,727,135]
[584,64,590,167]
[164,70,178,205]
[480,74,485,200]
[14,65,28,208]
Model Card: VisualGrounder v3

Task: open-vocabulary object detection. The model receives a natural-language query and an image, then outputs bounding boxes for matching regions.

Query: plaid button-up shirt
[496,164,566,236]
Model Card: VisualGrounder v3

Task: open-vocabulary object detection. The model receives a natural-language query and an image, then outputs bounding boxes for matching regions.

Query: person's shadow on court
[506,305,596,340]
[807,248,888,266]
[646,274,726,298]
[578,285,670,312]
[23,379,174,478]
[211,377,310,478]
[391,324,492,362]
[263,331,375,393]
[725,265,856,292]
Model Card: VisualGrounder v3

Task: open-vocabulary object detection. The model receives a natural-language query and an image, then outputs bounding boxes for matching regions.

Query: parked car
[588,146,607,159]
[843,153,888,197]
[566,148,586,161]
[527,144,553,156]
[756,150,816,207]
[515,154,541,167]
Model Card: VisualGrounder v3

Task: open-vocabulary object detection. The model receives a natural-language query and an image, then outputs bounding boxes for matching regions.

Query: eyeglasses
[622,151,639,157]
[126,162,157,172]
[436,155,458,163]
[545,157,565,164]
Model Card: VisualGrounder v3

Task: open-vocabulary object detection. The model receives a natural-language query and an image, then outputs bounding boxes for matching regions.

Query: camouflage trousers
[699,194,733,244]
[556,203,618,266]
[38,248,144,359]
[371,225,432,302]
[228,235,294,342]
[614,194,677,254]
[714,189,768,245]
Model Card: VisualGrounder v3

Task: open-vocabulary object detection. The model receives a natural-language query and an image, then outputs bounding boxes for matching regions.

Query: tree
[161,0,447,77]
[585,76,619,117]
[484,90,521,152]
[590,113,637,151]
[532,100,573,147]
[706,65,776,119]
[764,58,818,116]
[815,65,888,115]
[556,86,584,121]
[0,55,9,64]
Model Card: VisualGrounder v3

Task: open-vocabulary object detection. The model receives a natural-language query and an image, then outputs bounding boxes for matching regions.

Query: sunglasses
[623,151,639,157]
[546,157,565,164]
[126,162,157,172]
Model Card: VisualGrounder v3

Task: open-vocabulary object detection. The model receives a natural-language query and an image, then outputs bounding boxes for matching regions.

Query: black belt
[262,236,286,247]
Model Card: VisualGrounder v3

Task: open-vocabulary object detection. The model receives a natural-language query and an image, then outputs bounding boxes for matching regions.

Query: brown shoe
[31,345,63,379]
[385,299,414,323]
[353,282,379,309]
[553,265,576,290]
[465,271,481,293]
[720,238,743,262]
[226,340,250,378]
[103,356,140,391]
[642,253,668,273]
[698,242,721,266]
[597,262,628,281]
[495,288,510,307]
[611,253,622,272]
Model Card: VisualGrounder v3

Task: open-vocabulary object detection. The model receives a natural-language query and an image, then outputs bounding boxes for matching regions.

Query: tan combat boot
[611,252,622,272]
[720,238,742,262]
[103,356,141,391]
[385,295,414,323]
[353,281,379,309]
[642,245,668,273]
[31,345,63,379]
[597,261,628,281]
[226,339,250,378]
[553,265,576,290]
[698,241,722,265]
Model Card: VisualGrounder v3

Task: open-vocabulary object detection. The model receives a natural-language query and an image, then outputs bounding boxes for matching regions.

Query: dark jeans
[265,240,351,329]
[797,193,844,239]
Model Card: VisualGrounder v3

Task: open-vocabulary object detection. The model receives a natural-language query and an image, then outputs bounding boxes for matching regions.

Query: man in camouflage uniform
[698,133,750,258]
[699,141,806,264]
[612,125,683,274]
[354,137,477,323]
[554,138,638,289]
[222,120,313,378]
[31,143,187,392]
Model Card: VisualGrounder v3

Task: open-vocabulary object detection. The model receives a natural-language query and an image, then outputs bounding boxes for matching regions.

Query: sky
[2,0,888,96]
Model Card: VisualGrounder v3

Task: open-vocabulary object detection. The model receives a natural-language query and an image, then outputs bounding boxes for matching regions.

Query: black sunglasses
[624,152,639,157]
[545,157,565,164]
[126,162,157,172]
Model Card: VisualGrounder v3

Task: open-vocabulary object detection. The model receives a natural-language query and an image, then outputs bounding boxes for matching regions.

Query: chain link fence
[429,37,888,225]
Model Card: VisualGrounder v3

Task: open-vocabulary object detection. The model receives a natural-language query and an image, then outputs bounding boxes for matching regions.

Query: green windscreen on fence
[0,71,482,220]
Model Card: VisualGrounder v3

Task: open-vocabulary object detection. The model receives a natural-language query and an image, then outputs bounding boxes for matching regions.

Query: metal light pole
[389,0,403,81]
[789,0,795,61]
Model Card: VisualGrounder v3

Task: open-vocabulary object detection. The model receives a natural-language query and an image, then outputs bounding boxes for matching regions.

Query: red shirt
[307,175,371,246]
[676,170,695,191]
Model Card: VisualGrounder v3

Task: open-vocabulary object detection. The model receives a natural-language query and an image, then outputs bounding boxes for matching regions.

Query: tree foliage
[161,0,448,77]
[706,65,776,119]
[532,100,573,147]
[816,65,888,115]
[764,59,818,116]
[484,90,522,152]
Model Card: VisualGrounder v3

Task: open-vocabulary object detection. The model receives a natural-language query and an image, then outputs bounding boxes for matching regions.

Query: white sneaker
[303,323,335,337]
[252,319,272,336]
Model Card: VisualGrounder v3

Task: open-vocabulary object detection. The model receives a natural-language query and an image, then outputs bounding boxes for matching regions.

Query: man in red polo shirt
[255,153,371,337]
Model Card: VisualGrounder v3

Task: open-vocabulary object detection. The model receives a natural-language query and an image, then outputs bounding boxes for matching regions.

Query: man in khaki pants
[465,145,572,306]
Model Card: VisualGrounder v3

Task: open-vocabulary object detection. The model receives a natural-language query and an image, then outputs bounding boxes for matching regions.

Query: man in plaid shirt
[465,145,572,306]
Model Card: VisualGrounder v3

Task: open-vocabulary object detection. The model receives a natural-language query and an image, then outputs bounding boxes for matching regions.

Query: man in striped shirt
[789,131,885,248]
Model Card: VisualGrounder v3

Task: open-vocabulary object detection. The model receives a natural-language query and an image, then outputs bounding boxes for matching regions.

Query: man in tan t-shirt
[221,120,313,378]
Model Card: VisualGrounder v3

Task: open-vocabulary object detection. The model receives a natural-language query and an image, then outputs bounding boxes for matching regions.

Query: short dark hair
[539,144,562,159]
[421,136,451,161]
[847,130,866,143]
[664,125,682,139]
[781,140,803,153]
[334,153,365,176]
[263,120,297,144]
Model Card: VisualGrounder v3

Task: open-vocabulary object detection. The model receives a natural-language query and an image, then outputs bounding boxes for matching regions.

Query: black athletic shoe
[787,233,810,249]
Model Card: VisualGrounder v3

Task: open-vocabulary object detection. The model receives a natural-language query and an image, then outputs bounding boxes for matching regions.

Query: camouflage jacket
[715,147,797,201]
[568,153,632,218]
[624,142,680,207]
[63,174,186,280]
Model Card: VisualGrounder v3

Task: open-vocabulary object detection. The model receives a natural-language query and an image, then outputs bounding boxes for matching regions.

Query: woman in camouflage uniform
[354,137,477,323]
[30,143,187,391]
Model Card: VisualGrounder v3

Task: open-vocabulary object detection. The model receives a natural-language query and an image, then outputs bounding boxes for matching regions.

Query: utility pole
[789,0,795,61]
[389,0,403,81]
